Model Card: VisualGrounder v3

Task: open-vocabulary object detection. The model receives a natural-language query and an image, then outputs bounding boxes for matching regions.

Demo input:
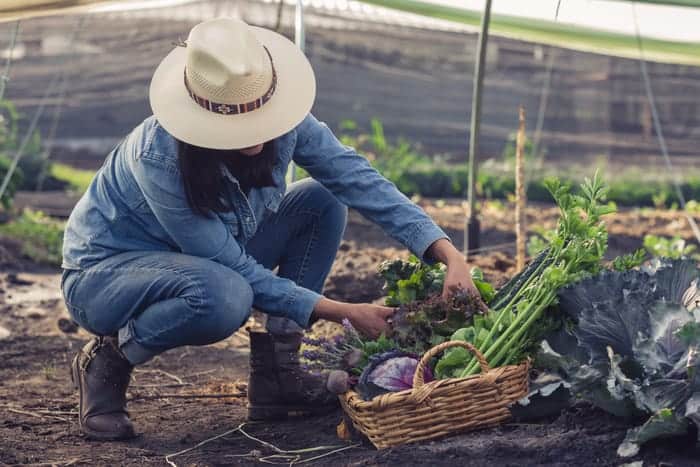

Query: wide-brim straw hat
[149,17,316,150]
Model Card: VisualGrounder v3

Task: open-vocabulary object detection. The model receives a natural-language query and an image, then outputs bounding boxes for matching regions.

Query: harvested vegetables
[439,172,615,377]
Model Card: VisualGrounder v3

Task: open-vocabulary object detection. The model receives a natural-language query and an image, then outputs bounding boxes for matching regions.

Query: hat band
[183,47,277,116]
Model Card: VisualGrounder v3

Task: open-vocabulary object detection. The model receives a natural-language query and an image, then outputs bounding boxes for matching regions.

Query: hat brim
[149,27,316,150]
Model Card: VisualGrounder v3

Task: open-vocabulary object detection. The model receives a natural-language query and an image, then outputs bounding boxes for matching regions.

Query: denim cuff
[283,286,323,329]
[408,221,451,264]
[118,321,160,365]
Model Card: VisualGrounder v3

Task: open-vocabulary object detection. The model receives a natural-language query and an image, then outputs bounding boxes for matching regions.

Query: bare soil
[1,202,699,465]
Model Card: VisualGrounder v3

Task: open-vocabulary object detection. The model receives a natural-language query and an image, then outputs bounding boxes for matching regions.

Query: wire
[0,17,85,202]
[35,16,88,191]
[632,3,700,244]
[554,0,563,20]
[0,22,20,103]
[531,0,562,170]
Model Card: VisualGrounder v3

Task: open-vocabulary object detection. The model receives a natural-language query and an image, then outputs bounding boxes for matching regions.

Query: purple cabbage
[356,350,434,400]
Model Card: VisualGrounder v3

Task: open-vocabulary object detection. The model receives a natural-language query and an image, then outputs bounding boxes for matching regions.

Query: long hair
[177,140,277,216]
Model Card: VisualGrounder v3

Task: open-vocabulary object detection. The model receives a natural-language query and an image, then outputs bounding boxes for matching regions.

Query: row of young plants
[339,118,700,209]
[302,172,700,456]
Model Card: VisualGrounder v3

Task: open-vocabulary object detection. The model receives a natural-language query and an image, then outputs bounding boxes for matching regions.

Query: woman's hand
[442,258,480,301]
[427,238,488,311]
[312,298,395,339]
[347,304,395,339]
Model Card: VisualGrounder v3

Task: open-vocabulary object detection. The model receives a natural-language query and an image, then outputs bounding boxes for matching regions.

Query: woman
[61,17,483,440]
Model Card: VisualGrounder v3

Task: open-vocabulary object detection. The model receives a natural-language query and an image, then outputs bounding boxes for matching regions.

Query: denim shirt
[62,114,449,327]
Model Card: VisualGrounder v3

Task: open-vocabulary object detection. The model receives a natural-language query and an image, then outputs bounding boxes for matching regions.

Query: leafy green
[378,255,444,306]
[388,290,485,353]
[611,248,647,271]
[378,256,495,306]
[439,172,615,378]
[644,234,698,260]
[550,259,700,456]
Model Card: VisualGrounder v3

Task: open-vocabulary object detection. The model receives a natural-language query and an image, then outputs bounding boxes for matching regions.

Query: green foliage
[685,200,700,214]
[527,226,556,257]
[611,248,647,271]
[0,99,47,192]
[339,118,430,183]
[501,131,541,165]
[440,172,615,378]
[0,100,25,207]
[378,255,445,306]
[378,255,495,306]
[50,163,95,194]
[0,209,64,265]
[388,291,487,352]
[334,118,700,209]
[643,234,698,259]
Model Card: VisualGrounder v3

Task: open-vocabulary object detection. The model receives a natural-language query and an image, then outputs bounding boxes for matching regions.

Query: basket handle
[412,340,491,388]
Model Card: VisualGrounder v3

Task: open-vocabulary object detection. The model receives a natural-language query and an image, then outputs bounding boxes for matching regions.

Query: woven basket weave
[339,341,529,449]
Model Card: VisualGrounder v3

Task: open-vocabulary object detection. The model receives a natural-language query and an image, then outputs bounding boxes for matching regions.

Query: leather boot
[247,331,339,420]
[71,336,136,440]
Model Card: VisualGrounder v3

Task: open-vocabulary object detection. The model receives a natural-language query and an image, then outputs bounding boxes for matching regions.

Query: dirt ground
[1,202,700,466]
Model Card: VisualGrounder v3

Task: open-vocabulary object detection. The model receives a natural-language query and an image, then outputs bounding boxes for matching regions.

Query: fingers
[378,306,395,319]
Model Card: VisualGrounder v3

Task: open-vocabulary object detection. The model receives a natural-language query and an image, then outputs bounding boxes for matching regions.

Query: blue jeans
[61,179,347,365]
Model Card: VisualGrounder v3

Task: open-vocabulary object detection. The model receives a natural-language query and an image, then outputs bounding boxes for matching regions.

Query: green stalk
[458,250,556,374]
[459,284,551,376]
[487,291,556,368]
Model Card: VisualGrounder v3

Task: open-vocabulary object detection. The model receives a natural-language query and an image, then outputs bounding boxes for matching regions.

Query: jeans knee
[195,270,253,341]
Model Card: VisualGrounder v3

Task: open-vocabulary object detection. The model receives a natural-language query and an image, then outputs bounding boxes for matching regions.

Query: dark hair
[177,139,277,216]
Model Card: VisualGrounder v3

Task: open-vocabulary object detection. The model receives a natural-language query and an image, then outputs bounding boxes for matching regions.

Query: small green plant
[42,364,57,380]
[685,200,700,214]
[0,99,46,192]
[51,163,96,194]
[501,131,541,165]
[339,118,430,183]
[611,248,647,271]
[0,209,65,265]
[643,234,697,259]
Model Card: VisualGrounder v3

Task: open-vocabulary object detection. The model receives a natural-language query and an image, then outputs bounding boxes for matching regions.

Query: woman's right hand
[312,298,395,339]
[347,303,395,339]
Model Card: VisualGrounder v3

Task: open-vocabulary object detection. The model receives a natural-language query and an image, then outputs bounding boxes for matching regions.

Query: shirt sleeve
[131,152,321,328]
[293,114,450,262]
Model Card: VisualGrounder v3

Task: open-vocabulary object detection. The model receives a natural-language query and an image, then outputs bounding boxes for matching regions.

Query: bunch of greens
[437,173,615,378]
[543,259,700,457]
[378,255,494,306]
[387,290,486,352]
[378,255,445,306]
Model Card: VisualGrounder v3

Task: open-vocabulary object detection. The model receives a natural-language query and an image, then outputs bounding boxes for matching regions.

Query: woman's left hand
[442,259,480,302]
[428,239,488,312]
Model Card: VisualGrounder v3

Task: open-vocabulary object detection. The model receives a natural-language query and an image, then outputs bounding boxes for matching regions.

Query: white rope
[0,17,85,202]
[0,21,20,103]
[632,3,700,244]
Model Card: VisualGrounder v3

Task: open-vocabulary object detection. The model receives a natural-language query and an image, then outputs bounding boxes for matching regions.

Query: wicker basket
[339,341,529,449]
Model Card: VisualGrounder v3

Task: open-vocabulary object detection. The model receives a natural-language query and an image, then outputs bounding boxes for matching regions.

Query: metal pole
[464,0,492,257]
[295,0,305,52]
[289,0,305,184]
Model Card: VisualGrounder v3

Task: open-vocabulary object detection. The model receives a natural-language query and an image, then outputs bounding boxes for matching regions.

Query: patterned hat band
[183,46,277,116]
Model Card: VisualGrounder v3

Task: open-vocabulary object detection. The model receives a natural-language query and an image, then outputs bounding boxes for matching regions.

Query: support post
[515,106,527,271]
[464,0,492,258]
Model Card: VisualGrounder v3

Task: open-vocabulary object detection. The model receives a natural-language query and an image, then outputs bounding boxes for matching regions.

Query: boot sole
[247,402,339,421]
[71,353,136,441]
